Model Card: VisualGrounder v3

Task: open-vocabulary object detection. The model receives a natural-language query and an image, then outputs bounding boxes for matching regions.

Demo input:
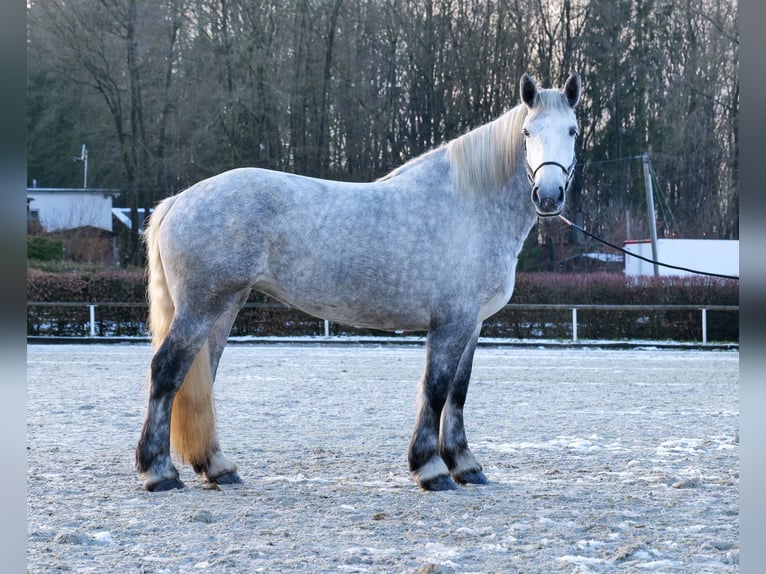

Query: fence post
[324,319,330,337]
[572,307,578,342]
[89,305,96,337]
[701,308,707,345]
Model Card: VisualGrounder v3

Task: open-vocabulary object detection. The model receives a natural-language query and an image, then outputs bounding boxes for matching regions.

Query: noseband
[525,156,577,190]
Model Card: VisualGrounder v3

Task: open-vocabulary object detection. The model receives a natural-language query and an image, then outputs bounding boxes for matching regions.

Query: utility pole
[642,152,659,277]
[73,144,88,188]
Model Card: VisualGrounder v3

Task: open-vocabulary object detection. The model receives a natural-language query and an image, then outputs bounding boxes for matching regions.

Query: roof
[27,187,121,196]
[112,208,153,235]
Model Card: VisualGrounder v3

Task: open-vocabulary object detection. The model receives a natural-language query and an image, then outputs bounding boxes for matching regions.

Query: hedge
[27,268,148,337]
[27,269,738,341]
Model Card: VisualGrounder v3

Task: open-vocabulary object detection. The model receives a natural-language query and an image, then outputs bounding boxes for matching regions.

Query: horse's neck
[488,170,538,247]
[378,138,536,245]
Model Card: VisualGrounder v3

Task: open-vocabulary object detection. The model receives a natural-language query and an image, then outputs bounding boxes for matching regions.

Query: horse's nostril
[532,186,541,203]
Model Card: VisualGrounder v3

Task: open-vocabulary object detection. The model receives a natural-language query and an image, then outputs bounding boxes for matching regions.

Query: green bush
[27,236,64,262]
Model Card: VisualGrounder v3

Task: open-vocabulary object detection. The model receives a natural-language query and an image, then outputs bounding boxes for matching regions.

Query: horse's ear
[520,73,539,108]
[564,73,581,108]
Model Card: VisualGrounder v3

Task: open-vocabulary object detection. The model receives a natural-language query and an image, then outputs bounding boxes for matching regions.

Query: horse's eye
[522,128,530,138]
[569,127,578,137]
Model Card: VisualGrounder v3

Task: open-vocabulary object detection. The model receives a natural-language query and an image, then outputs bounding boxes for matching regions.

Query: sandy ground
[27,343,738,573]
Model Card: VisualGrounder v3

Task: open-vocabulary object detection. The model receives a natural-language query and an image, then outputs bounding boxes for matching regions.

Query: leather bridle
[525,156,577,191]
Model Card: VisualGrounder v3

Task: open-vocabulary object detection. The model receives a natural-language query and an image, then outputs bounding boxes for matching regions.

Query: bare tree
[27,0,739,266]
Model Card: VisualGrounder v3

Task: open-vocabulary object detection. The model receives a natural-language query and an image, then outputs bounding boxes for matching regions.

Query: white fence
[27,302,739,345]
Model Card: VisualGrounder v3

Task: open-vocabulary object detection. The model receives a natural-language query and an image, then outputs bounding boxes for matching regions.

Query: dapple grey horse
[136,72,581,492]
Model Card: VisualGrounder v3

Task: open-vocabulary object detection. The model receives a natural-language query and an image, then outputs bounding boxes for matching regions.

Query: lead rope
[557,215,739,281]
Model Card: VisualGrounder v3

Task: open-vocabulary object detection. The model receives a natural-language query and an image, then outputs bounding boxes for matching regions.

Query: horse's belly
[310,305,430,332]
[257,282,432,332]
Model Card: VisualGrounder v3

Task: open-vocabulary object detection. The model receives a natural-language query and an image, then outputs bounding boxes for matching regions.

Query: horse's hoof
[421,475,460,491]
[147,477,186,492]
[455,470,489,485]
[209,470,243,485]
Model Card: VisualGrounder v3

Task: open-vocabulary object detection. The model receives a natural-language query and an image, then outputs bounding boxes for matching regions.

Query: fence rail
[27,301,739,344]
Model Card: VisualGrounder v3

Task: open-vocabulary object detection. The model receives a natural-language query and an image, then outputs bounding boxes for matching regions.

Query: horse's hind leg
[136,320,212,491]
[440,324,488,485]
[187,292,251,486]
[409,318,478,491]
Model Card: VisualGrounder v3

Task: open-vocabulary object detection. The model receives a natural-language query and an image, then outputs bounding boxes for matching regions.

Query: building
[623,239,739,278]
[27,187,125,265]
[27,187,120,233]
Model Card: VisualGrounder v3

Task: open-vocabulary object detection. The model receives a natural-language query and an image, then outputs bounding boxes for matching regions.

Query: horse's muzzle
[526,158,574,217]
[531,185,565,217]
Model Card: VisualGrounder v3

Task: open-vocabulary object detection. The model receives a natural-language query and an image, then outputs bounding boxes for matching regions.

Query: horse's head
[520,72,581,217]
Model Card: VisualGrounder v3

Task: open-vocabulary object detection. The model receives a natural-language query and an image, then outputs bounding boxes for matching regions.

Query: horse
[136,72,581,492]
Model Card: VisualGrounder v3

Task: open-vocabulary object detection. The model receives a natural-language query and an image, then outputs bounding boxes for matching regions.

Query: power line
[584,155,643,166]
[558,215,739,281]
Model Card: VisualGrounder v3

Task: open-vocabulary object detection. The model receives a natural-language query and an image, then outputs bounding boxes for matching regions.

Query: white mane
[447,90,570,195]
[378,90,570,195]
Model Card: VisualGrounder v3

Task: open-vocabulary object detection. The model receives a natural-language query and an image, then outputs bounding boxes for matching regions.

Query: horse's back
[152,168,425,326]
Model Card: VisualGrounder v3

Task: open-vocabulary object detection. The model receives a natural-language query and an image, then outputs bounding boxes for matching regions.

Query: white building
[27,187,120,232]
[623,239,739,278]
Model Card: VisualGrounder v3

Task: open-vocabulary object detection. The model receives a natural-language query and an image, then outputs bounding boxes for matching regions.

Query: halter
[525,156,577,191]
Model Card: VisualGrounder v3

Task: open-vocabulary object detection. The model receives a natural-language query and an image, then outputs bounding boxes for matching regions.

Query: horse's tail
[145,196,216,468]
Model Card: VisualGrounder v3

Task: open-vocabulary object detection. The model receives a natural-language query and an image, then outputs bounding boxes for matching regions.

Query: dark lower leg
[409,391,458,491]
[440,328,487,485]
[441,401,487,485]
[408,320,478,490]
[136,338,200,491]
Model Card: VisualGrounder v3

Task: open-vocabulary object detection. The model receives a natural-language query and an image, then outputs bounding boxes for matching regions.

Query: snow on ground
[27,343,738,573]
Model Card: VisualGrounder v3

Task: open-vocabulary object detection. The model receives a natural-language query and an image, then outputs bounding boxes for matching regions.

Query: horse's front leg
[409,319,478,491]
[440,324,488,485]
